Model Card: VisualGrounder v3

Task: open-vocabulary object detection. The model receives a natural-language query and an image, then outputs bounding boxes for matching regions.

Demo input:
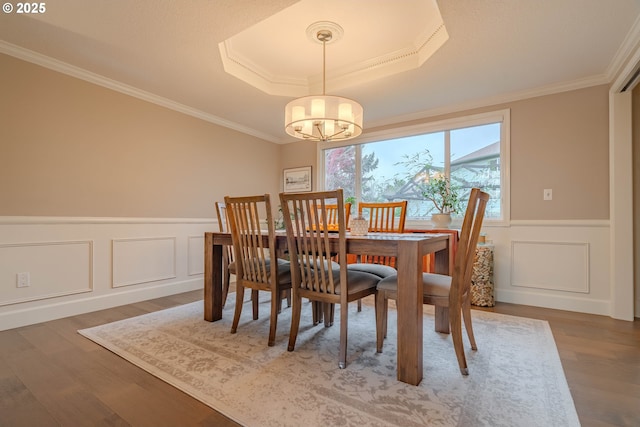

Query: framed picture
[283,166,312,193]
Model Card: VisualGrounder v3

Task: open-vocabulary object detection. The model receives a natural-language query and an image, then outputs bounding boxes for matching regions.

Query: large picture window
[320,110,509,224]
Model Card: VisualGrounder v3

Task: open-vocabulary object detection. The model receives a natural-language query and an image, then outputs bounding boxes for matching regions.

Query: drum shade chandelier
[285,23,363,142]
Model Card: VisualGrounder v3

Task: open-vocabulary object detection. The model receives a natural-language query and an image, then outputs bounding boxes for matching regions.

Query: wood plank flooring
[1,290,638,427]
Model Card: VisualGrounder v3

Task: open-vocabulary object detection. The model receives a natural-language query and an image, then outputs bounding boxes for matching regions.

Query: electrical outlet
[543,189,552,201]
[16,272,30,288]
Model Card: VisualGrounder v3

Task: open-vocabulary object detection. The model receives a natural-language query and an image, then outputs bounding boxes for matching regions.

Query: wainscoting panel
[511,241,589,293]
[188,235,205,276]
[0,217,215,331]
[0,240,93,306]
[489,220,610,316]
[112,237,177,287]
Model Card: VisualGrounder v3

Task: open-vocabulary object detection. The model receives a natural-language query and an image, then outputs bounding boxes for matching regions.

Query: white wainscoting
[112,237,177,287]
[187,235,205,276]
[0,217,217,331]
[0,217,614,330]
[511,241,590,293]
[488,220,611,316]
[0,240,93,306]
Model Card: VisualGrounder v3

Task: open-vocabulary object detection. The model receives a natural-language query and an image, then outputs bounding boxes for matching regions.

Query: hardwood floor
[1,290,638,427]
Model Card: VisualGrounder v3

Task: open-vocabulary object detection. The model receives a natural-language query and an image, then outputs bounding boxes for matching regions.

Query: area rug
[78,295,580,427]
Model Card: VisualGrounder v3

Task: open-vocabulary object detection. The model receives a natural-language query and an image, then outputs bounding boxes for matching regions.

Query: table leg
[395,239,424,386]
[432,235,452,333]
[434,234,451,275]
[204,233,223,321]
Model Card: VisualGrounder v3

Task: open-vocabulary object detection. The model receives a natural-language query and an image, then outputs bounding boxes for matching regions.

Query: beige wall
[279,140,319,190]
[0,54,281,218]
[509,87,609,220]
[2,53,609,221]
[288,85,611,221]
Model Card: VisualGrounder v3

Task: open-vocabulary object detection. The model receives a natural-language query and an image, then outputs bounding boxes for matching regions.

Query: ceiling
[2,0,640,144]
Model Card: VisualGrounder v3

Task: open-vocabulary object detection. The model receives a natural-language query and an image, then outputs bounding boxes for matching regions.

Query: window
[320,110,509,223]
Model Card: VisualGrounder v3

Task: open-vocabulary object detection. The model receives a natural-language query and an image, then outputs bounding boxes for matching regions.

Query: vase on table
[430,213,452,228]
[349,216,369,236]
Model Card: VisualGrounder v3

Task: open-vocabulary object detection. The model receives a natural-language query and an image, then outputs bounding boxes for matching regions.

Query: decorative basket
[470,245,494,307]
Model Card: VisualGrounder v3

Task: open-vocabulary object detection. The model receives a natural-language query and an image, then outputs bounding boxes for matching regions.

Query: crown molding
[0,41,279,143]
[606,14,640,84]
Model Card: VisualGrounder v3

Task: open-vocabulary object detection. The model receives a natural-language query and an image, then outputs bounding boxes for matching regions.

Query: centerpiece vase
[430,213,452,229]
[349,216,369,236]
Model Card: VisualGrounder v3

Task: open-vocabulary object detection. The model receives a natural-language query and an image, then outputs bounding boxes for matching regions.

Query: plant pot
[430,213,452,229]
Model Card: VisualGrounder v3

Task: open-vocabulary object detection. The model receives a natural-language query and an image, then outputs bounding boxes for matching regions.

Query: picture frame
[283,166,312,193]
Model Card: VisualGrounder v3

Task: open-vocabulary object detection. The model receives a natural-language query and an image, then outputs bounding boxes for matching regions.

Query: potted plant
[422,174,462,228]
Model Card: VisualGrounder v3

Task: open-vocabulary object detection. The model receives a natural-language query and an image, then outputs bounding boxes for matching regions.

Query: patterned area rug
[78,295,580,427]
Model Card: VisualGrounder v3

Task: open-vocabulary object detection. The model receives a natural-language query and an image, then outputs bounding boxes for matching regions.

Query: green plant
[394,149,463,216]
[422,174,462,214]
[273,206,284,229]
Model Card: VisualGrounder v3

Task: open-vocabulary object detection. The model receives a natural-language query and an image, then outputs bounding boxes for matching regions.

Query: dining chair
[214,202,235,308]
[349,200,407,273]
[324,202,352,230]
[375,188,489,375]
[224,194,293,346]
[279,189,381,369]
[348,200,408,311]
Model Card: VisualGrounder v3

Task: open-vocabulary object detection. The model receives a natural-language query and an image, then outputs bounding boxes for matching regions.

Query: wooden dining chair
[324,202,352,230]
[279,189,381,369]
[360,200,408,233]
[375,188,489,375]
[349,200,407,270]
[348,200,408,310]
[224,194,293,346]
[214,202,235,308]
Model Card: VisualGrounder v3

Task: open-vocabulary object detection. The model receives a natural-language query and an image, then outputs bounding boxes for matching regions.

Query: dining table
[203,230,451,386]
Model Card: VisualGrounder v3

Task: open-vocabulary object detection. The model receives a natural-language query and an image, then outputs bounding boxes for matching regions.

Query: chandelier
[285,22,363,142]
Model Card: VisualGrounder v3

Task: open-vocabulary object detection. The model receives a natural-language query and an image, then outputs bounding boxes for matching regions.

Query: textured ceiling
[1,0,640,143]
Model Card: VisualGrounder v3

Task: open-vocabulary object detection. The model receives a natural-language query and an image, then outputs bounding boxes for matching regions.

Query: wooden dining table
[203,231,451,386]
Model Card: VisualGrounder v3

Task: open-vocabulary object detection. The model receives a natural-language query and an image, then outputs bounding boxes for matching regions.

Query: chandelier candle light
[285,22,363,142]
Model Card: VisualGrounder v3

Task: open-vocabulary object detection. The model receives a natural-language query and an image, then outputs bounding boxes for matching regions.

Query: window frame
[317,109,511,227]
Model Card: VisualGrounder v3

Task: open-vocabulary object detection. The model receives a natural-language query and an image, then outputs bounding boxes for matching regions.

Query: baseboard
[495,288,610,317]
[0,279,203,331]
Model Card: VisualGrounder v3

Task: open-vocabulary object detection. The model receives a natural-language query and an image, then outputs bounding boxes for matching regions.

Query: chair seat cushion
[232,258,292,285]
[336,270,381,295]
[377,272,451,297]
[308,265,381,295]
[347,263,397,278]
[273,259,293,284]
[303,259,340,270]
